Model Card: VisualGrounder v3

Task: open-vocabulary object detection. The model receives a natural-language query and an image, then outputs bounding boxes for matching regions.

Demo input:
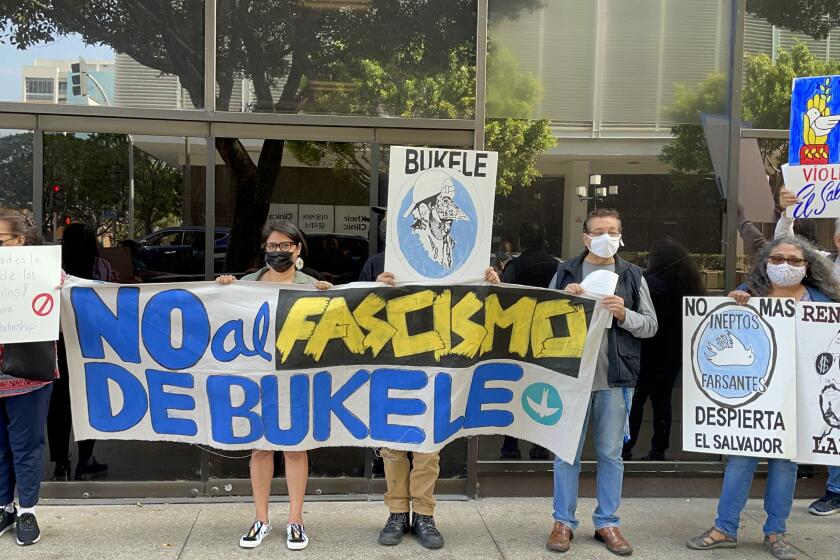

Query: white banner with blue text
[61,278,611,463]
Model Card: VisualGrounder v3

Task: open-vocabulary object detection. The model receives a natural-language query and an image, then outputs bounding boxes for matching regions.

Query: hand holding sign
[0,245,62,343]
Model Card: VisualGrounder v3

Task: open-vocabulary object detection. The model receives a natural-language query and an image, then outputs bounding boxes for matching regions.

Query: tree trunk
[216,137,285,273]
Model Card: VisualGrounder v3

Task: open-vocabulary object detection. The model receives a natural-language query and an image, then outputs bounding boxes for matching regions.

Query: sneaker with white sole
[0,508,16,537]
[239,520,271,548]
[287,523,309,550]
[15,513,40,546]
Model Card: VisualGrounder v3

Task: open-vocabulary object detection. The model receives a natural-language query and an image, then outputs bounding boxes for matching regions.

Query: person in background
[374,266,501,550]
[359,207,387,282]
[117,239,147,283]
[547,208,658,556]
[0,212,58,546]
[493,240,513,274]
[687,236,840,560]
[48,223,112,481]
[500,222,559,460]
[623,239,705,461]
[217,221,331,551]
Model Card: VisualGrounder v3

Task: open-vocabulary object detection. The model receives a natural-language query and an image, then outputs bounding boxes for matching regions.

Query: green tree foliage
[0,132,33,210]
[747,0,840,40]
[661,43,840,188]
[289,42,555,197]
[39,134,182,238]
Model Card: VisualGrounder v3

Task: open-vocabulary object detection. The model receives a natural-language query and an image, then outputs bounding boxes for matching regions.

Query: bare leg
[250,450,274,523]
[284,451,308,524]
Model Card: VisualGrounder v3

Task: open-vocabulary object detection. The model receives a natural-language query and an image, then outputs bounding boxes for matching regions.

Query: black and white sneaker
[15,513,40,546]
[287,523,308,550]
[239,520,271,548]
[0,508,15,537]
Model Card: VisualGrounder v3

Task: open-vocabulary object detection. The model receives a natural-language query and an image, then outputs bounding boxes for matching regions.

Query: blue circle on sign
[692,303,776,408]
[395,170,478,278]
[521,383,564,426]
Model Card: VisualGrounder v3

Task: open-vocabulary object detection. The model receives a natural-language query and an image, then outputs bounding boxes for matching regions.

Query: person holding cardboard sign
[687,236,840,560]
[216,221,331,552]
[0,212,59,547]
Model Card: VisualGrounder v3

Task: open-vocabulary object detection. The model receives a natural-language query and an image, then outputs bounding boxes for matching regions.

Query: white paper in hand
[580,269,619,297]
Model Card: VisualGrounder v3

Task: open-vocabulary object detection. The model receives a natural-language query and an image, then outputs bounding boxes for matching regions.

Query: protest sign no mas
[61,278,611,463]
[683,297,797,459]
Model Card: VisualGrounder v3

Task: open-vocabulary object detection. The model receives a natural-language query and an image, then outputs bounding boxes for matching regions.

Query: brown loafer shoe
[595,527,633,556]
[547,522,574,553]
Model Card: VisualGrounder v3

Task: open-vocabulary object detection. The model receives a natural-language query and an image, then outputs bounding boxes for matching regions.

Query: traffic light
[51,184,66,210]
[70,58,88,98]
[63,216,72,226]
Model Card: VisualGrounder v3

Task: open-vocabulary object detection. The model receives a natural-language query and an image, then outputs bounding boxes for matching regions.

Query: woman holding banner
[687,236,840,560]
[0,212,58,546]
[217,221,331,551]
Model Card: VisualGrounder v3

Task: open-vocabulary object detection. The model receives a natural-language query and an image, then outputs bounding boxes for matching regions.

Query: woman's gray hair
[747,236,840,301]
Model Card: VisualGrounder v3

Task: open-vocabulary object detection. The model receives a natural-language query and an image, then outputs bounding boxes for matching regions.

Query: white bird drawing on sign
[806,107,840,137]
[705,330,755,367]
[706,331,755,367]
[527,389,560,419]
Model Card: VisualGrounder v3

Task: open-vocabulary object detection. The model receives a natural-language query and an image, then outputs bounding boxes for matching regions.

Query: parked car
[134,226,230,281]
[305,233,370,284]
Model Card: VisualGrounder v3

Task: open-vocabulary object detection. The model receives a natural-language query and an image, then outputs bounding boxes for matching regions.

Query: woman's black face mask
[265,250,294,273]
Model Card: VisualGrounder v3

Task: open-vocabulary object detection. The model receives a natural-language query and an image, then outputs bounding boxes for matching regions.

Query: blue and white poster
[385,146,498,282]
[683,297,797,459]
[60,277,611,463]
[784,75,840,219]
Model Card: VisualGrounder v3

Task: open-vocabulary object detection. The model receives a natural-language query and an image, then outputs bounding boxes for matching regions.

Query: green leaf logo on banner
[521,383,564,426]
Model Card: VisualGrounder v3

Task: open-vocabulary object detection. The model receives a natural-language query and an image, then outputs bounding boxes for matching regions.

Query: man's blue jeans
[827,466,840,494]
[715,456,797,538]
[553,387,632,531]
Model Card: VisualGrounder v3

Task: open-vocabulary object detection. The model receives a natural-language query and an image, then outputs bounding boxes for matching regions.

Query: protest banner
[0,245,62,343]
[61,277,611,462]
[385,146,499,282]
[683,297,797,459]
[796,302,840,465]
[784,75,840,219]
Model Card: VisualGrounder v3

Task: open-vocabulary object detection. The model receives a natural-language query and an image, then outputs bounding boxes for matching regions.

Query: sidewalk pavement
[3,498,837,560]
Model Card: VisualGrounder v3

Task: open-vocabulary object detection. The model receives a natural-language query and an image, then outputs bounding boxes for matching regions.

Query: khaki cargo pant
[381,448,440,516]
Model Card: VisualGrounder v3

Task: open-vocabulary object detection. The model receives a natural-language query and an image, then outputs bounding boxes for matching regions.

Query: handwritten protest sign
[785,75,840,218]
[683,297,797,459]
[0,245,62,343]
[385,147,499,282]
[796,302,840,466]
[61,278,610,461]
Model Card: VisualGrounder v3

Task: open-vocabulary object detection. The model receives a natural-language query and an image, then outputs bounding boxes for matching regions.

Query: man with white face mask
[545,208,658,556]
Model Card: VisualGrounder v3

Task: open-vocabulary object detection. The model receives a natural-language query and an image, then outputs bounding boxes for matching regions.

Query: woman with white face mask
[688,236,840,560]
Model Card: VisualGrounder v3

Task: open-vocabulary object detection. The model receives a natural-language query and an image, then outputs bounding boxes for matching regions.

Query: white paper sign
[334,206,370,237]
[268,203,298,224]
[796,302,840,465]
[385,147,499,282]
[0,245,62,343]
[783,163,840,219]
[298,205,334,234]
[683,297,797,459]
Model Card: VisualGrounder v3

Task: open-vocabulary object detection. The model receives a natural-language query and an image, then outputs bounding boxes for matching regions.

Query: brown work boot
[594,527,633,556]
[546,522,574,553]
